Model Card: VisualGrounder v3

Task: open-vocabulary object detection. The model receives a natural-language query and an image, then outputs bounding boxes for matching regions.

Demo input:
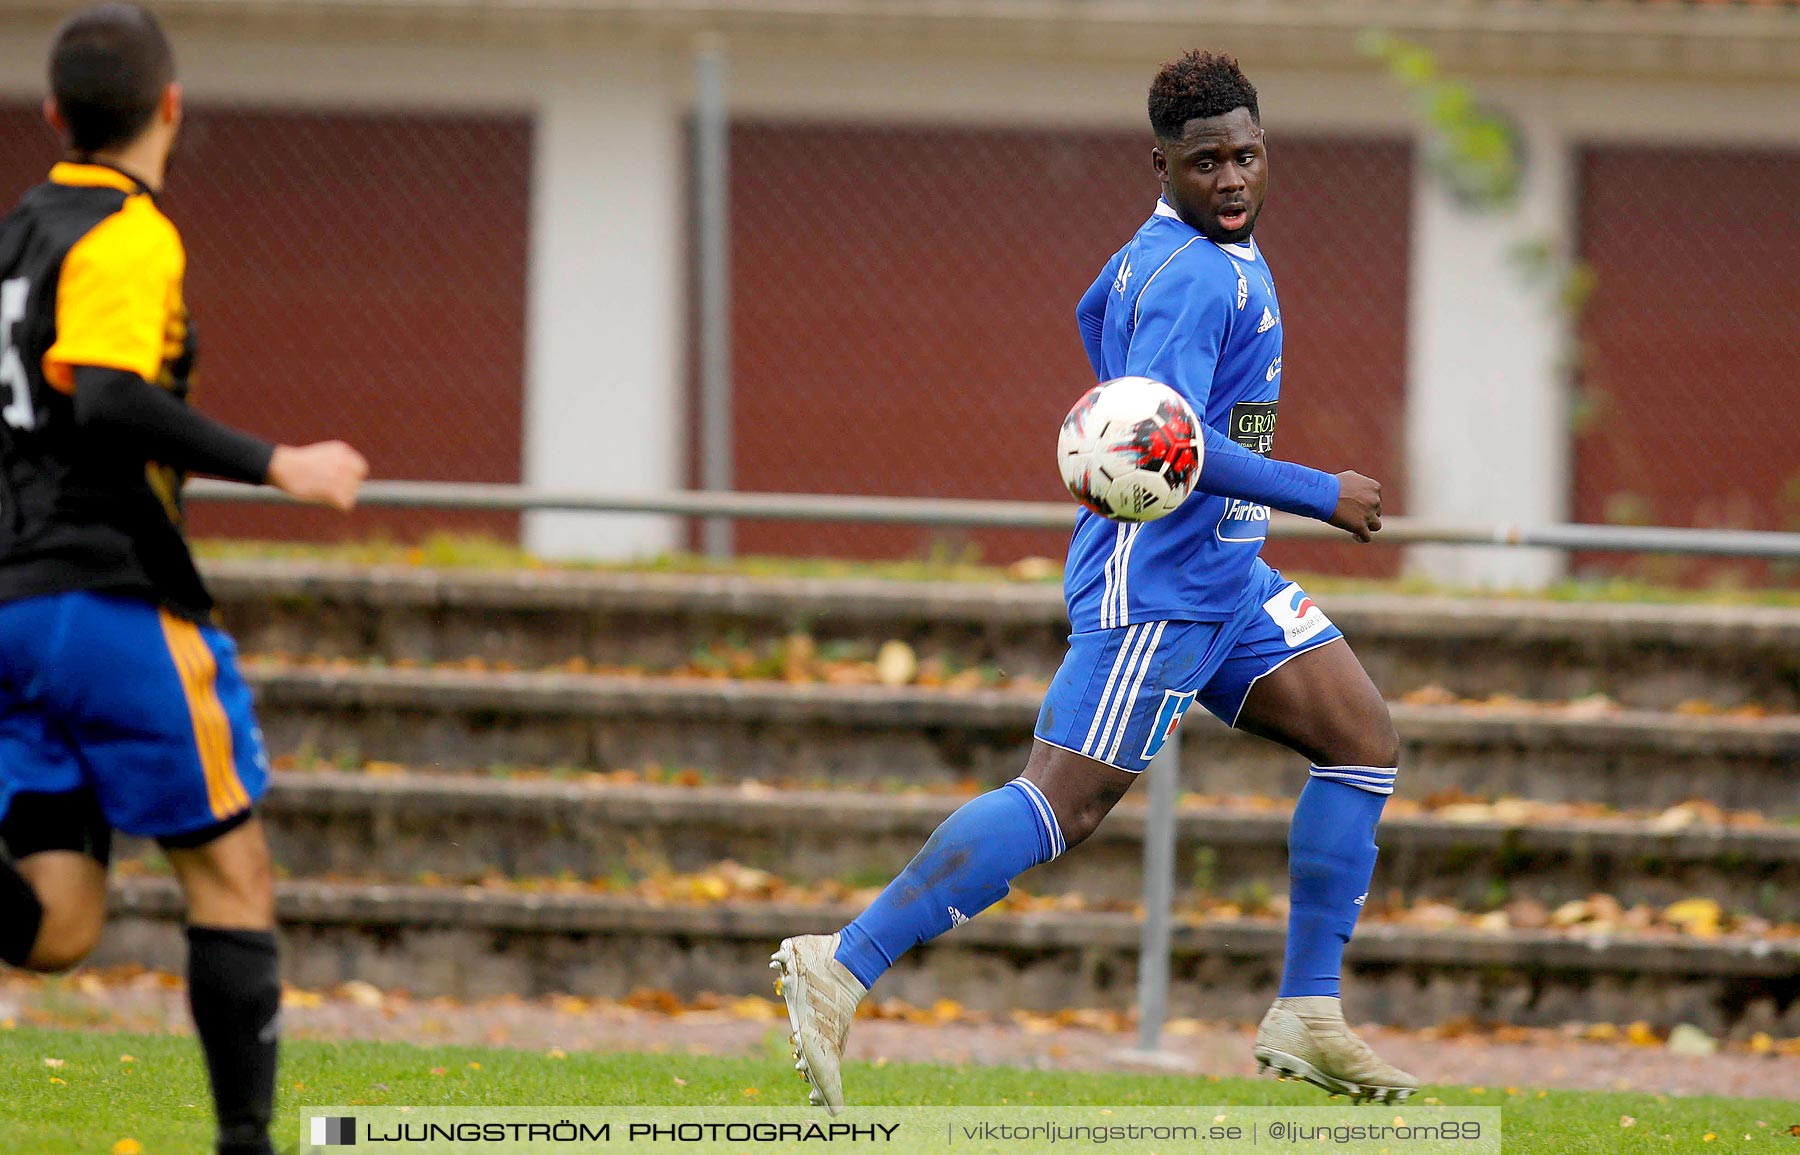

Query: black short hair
[48,3,175,154]
[1148,50,1259,140]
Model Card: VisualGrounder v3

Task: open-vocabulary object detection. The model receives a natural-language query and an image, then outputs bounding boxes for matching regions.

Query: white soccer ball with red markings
[1057,376,1202,522]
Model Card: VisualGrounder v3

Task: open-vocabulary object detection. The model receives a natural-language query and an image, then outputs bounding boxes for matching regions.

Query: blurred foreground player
[774,51,1417,1111]
[0,7,367,1152]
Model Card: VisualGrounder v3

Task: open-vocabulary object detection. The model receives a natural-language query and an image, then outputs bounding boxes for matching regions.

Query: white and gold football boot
[770,933,868,1115]
[1254,996,1419,1104]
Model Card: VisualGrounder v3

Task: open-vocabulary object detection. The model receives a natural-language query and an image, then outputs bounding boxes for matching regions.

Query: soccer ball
[1057,377,1201,522]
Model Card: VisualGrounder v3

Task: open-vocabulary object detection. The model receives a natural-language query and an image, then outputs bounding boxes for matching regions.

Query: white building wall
[1396,74,1800,586]
[522,57,683,559]
[1405,104,1576,588]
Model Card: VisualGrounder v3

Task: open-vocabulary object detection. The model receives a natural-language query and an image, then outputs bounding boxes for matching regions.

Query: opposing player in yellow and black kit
[0,7,367,1154]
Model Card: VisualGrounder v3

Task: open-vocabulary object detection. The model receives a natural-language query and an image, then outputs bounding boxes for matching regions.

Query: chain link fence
[1572,144,1800,585]
[0,102,529,543]
[718,120,1411,578]
[2,93,1798,585]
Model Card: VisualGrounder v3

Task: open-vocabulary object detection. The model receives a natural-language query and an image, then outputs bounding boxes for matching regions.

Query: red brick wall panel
[1575,146,1800,580]
[723,122,1411,576]
[0,105,530,543]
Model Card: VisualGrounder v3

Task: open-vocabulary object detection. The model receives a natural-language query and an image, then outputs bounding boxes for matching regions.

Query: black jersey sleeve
[73,365,274,484]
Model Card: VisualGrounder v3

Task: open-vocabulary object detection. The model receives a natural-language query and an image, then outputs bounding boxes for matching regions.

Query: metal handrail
[186,479,1800,559]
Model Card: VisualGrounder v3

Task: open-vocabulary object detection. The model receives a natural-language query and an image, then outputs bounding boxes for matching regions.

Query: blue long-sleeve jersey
[1065,201,1339,629]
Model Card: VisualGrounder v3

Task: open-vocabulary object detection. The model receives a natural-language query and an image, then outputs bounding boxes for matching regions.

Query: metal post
[1136,726,1180,1054]
[694,34,733,558]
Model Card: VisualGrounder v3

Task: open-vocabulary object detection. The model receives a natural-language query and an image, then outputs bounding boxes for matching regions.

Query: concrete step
[128,772,1800,922]
[100,877,1800,1038]
[248,665,1800,814]
[210,561,1800,710]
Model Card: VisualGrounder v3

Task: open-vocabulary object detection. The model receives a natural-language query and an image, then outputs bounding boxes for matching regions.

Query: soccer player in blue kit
[774,51,1416,1111]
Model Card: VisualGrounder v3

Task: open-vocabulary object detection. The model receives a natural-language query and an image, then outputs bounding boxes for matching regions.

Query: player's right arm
[45,203,367,511]
[1075,257,1119,379]
[1327,471,1383,542]
[1127,260,1369,535]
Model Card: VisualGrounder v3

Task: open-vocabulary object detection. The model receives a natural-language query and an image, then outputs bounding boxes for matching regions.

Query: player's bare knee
[27,940,94,973]
[22,946,77,974]
[1058,796,1111,852]
[169,819,276,928]
[26,907,104,973]
[224,865,274,918]
[196,858,274,926]
[1024,743,1135,853]
[1365,712,1401,771]
[1323,703,1400,771]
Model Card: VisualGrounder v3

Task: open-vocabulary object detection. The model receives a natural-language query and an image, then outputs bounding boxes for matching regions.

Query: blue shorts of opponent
[0,591,269,846]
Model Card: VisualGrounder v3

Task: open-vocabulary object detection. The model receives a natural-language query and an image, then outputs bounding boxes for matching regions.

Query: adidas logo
[1256,306,1278,334]
[947,906,969,927]
[1353,893,1368,907]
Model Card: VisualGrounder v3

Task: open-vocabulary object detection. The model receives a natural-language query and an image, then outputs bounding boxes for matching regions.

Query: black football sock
[0,858,44,967]
[187,926,280,1155]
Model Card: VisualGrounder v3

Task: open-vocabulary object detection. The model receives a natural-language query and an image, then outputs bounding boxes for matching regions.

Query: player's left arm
[73,365,272,482]
[48,205,272,484]
[1127,264,1341,523]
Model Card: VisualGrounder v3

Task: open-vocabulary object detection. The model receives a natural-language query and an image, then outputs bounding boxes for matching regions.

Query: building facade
[0,1,1794,585]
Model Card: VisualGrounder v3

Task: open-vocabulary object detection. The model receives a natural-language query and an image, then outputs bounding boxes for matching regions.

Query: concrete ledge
[210,561,1800,711]
[196,772,1800,918]
[256,772,1800,866]
[250,665,1035,726]
[110,877,1800,979]
[102,877,1800,1036]
[102,877,1800,1032]
[247,664,1800,756]
[204,559,1800,647]
[245,665,1800,812]
[206,561,1068,624]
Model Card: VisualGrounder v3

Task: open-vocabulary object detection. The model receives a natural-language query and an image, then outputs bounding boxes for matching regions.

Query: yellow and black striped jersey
[0,162,210,617]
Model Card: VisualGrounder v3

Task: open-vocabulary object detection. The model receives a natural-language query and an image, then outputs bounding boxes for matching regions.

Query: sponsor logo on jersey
[1140,689,1198,762]
[1113,257,1133,296]
[1217,498,1271,543]
[948,906,969,927]
[1230,260,1248,310]
[1262,583,1332,648]
[1265,356,1283,382]
[1354,892,1367,907]
[1256,306,1278,334]
[1219,400,1278,540]
[1228,400,1278,456]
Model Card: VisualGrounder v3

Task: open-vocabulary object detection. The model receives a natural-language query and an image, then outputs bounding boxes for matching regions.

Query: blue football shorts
[0,591,269,841]
[1035,558,1343,773]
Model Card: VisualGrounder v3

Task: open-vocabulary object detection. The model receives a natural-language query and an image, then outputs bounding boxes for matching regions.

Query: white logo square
[1261,583,1331,648]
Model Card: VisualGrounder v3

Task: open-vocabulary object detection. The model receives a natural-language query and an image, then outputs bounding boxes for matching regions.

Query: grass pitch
[3,1025,1795,1153]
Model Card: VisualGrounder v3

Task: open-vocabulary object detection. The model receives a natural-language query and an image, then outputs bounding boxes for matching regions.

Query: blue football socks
[833,777,1066,990]
[1279,765,1395,999]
